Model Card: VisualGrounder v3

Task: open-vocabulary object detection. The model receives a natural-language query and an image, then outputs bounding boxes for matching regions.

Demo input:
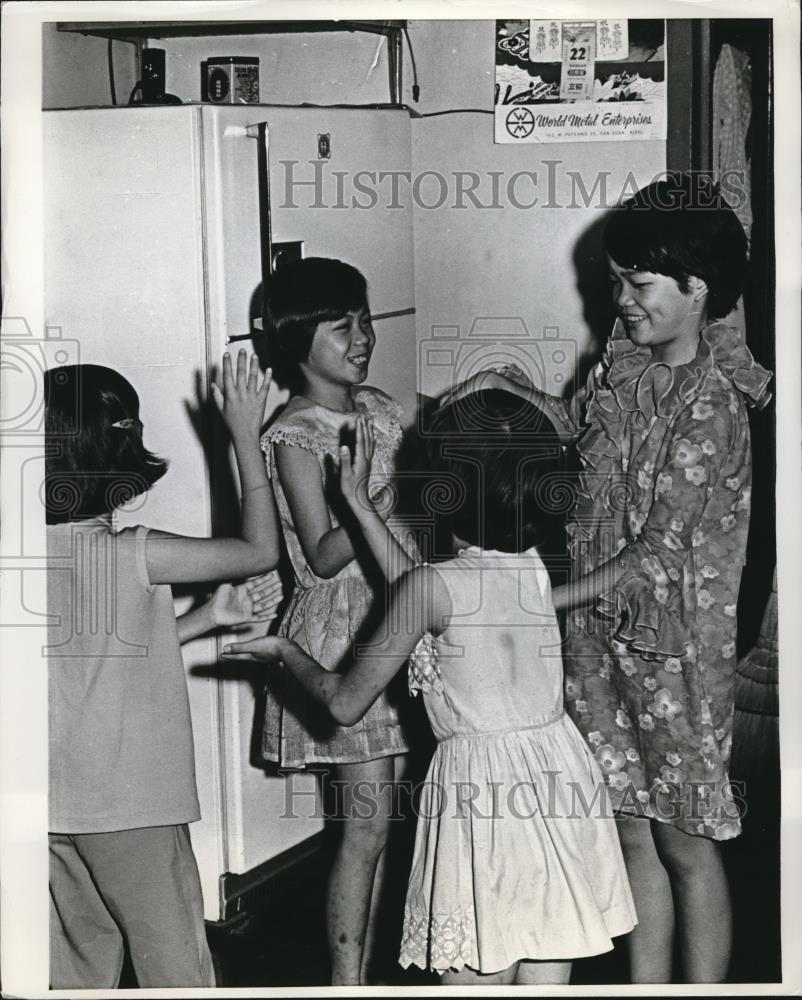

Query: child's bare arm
[145,352,280,584]
[552,558,626,612]
[223,565,449,726]
[276,442,357,579]
[176,574,283,643]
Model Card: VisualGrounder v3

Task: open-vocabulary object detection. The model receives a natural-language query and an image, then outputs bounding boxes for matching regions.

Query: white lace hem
[399,904,474,973]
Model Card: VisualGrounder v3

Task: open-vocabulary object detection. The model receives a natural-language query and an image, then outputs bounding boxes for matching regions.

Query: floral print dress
[542,320,771,840]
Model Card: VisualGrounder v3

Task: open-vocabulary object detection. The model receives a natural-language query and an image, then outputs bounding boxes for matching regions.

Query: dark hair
[265,258,369,377]
[44,364,167,524]
[603,173,748,319]
[423,390,566,554]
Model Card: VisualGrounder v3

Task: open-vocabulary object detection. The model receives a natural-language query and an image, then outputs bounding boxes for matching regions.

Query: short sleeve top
[48,520,200,833]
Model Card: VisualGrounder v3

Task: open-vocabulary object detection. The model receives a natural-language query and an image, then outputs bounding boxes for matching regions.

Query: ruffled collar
[568,319,773,538]
[599,319,772,422]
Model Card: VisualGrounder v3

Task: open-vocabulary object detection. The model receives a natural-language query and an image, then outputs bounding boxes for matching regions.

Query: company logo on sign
[505,107,535,138]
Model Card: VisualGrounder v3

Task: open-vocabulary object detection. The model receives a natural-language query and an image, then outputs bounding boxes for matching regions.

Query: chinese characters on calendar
[495,19,667,144]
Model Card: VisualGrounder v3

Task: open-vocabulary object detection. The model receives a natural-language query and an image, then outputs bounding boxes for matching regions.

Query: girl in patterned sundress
[226,390,636,986]
[458,175,772,983]
[259,258,418,985]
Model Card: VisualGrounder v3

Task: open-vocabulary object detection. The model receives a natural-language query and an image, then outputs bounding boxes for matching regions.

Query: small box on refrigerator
[202,57,260,104]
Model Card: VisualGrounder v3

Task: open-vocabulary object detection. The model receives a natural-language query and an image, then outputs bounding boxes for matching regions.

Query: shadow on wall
[568,212,618,401]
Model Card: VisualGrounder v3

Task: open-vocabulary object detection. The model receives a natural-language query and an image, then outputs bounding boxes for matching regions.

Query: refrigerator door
[44,107,210,531]
[44,107,226,915]
[200,105,417,423]
[43,106,322,919]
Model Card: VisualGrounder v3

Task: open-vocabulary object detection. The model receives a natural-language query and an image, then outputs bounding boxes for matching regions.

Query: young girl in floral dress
[455,175,772,982]
[259,258,419,984]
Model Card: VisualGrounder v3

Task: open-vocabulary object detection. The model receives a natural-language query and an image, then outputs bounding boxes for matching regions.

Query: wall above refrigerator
[50,20,405,107]
[43,20,478,111]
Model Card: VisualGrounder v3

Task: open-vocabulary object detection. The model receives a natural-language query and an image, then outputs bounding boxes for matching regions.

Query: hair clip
[112,418,140,430]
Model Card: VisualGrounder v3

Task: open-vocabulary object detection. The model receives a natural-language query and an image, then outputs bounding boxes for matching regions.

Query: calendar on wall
[494,19,666,144]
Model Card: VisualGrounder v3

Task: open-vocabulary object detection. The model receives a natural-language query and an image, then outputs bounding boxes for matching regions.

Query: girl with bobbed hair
[45,363,168,523]
[451,174,772,983]
[46,354,280,988]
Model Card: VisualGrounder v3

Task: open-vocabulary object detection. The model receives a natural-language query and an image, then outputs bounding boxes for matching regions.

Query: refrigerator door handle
[247,122,273,302]
[223,121,273,347]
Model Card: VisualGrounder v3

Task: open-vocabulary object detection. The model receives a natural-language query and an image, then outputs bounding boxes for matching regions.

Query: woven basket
[731,568,779,803]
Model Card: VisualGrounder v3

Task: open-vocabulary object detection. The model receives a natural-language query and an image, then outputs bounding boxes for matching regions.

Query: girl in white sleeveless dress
[226,390,636,985]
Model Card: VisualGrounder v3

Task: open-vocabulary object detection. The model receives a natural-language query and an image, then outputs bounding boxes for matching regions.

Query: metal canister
[203,57,260,104]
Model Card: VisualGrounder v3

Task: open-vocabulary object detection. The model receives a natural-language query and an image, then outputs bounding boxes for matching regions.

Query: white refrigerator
[43,104,417,920]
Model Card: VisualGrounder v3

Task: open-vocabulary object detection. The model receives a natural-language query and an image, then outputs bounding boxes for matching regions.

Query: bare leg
[652,821,731,982]
[326,756,396,985]
[440,963,518,986]
[515,960,572,984]
[615,815,674,983]
[361,754,408,985]
[360,844,387,984]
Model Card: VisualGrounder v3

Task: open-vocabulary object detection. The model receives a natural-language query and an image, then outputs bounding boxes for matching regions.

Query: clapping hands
[338,414,375,513]
[209,572,283,629]
[337,414,396,522]
[222,634,293,663]
[210,350,272,445]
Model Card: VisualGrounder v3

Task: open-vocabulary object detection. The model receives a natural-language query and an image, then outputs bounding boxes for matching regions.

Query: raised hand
[244,571,284,620]
[339,414,375,514]
[209,572,283,629]
[211,350,272,446]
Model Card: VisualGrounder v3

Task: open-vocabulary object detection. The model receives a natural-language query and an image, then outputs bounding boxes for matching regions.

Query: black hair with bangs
[45,364,167,524]
[265,258,369,377]
[603,173,749,320]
